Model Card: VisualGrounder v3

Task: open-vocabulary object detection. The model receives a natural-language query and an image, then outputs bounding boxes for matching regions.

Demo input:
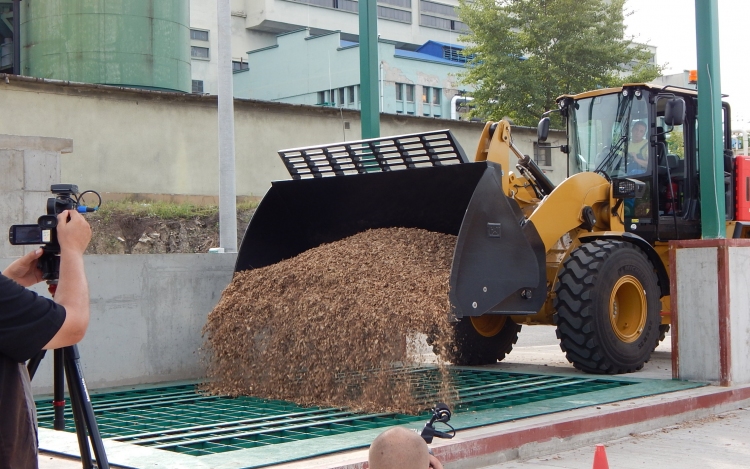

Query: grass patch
[92,199,259,221]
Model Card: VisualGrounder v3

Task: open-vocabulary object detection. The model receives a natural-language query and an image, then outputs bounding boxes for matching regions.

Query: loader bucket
[236,132,546,318]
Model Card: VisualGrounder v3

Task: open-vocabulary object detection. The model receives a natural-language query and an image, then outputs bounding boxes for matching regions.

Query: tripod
[27,280,110,469]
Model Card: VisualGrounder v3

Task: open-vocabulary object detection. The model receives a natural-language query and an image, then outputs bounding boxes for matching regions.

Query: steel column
[358,0,380,139]
[695,0,725,238]
[12,0,19,75]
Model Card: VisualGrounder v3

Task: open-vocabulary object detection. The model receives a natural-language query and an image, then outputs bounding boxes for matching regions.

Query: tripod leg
[64,345,110,469]
[54,349,66,430]
[64,349,95,469]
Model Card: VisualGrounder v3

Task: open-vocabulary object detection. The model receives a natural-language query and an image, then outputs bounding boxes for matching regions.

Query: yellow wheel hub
[470,315,507,338]
[609,275,647,343]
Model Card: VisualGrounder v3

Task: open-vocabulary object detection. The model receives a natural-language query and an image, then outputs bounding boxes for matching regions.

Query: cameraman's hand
[2,248,44,287]
[428,454,444,469]
[56,210,92,255]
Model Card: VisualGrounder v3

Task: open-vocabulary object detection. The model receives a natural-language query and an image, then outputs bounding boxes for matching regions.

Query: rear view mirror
[537,117,550,143]
[664,98,685,127]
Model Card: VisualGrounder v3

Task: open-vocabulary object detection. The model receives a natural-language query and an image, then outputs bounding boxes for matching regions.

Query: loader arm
[474,120,556,203]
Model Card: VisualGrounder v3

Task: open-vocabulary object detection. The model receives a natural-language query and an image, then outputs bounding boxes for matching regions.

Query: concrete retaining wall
[0,134,72,258]
[0,75,568,199]
[1,253,237,394]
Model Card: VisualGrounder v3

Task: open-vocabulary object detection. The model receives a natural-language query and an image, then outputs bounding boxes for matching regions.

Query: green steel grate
[36,368,635,457]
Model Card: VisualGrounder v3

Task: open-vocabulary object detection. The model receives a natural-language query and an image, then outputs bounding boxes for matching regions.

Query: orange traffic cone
[592,444,609,469]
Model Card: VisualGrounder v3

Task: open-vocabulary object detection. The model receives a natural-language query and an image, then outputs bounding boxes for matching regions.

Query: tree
[457,0,662,127]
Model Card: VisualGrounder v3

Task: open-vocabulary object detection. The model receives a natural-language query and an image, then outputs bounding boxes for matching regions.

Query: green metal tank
[21,0,190,92]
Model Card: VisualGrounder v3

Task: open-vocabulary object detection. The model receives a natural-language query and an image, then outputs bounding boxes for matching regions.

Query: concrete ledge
[0,134,73,153]
[273,384,750,469]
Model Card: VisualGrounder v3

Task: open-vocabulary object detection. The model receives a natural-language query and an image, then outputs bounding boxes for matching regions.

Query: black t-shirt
[0,273,66,469]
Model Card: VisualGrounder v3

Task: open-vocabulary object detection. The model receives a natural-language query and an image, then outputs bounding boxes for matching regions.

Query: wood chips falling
[202,227,457,414]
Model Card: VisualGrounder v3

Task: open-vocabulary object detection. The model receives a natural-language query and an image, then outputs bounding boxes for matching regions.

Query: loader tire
[432,316,521,366]
[553,240,661,374]
[653,324,670,352]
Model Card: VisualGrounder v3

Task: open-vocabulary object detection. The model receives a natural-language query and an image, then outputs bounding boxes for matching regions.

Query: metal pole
[359,0,380,139]
[217,0,238,252]
[695,0,725,239]
[12,0,20,75]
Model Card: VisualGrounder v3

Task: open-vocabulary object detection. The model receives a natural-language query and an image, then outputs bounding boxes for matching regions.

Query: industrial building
[1,0,191,92]
[187,0,466,93]
[233,29,473,119]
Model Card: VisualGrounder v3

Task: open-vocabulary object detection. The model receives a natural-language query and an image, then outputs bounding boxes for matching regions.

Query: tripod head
[420,402,455,444]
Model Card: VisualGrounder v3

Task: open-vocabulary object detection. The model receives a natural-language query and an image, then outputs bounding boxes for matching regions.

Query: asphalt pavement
[483,406,750,469]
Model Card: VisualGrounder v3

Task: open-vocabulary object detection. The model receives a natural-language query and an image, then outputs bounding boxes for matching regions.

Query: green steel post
[695,0,725,238]
[359,0,380,139]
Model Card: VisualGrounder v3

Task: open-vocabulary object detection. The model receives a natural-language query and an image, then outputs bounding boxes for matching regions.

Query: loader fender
[577,232,669,297]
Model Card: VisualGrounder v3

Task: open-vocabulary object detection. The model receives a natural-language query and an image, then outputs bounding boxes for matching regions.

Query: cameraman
[1,210,92,468]
[368,427,444,469]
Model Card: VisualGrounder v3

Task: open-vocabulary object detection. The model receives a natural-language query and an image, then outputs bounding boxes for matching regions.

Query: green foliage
[666,130,685,158]
[92,199,258,220]
[457,0,663,127]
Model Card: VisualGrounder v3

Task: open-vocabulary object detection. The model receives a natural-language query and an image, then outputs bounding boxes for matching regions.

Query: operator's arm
[43,210,92,350]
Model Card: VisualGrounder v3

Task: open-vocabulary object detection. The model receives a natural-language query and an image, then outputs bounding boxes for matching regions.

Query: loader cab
[560,84,734,243]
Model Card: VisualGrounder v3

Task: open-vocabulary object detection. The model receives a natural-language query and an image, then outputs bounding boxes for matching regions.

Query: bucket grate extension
[278,130,468,179]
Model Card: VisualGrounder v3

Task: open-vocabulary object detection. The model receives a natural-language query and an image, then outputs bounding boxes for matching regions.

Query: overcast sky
[624,0,748,129]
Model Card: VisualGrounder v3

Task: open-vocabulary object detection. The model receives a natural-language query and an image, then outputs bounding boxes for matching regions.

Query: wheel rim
[470,315,507,338]
[609,275,647,343]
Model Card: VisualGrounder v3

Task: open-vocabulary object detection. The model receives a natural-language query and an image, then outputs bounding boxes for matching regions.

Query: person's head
[631,121,647,141]
[368,427,430,469]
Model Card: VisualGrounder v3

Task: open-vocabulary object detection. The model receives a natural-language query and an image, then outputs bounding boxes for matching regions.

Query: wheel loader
[235,83,749,374]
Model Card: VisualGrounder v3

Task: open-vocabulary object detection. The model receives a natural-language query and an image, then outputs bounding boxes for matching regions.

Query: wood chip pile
[202,227,457,414]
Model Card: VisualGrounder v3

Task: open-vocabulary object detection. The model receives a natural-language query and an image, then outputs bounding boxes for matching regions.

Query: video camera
[8,184,100,279]
[420,402,455,444]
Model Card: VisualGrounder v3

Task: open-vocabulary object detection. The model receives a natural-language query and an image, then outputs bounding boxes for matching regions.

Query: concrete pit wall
[0,75,568,201]
[0,253,236,394]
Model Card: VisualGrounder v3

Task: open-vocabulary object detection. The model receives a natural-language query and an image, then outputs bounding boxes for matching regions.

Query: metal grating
[278,129,468,179]
[36,368,633,457]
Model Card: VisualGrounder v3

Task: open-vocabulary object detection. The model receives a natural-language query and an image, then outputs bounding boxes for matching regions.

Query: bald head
[368,427,429,469]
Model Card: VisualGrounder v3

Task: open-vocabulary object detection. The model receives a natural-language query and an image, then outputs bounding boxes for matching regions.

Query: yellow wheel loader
[235,83,747,374]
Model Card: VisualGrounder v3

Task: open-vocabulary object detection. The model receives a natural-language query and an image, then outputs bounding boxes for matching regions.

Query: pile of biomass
[202,227,457,414]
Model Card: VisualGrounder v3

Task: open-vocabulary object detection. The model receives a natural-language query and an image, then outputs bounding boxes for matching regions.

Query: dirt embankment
[85,208,256,254]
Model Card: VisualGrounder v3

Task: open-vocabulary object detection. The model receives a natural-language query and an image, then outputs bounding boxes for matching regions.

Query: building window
[432,87,441,105]
[534,142,552,167]
[289,0,357,13]
[405,84,415,102]
[338,88,345,106]
[348,86,355,103]
[329,89,336,105]
[395,83,403,101]
[377,6,411,23]
[191,46,209,59]
[422,87,429,104]
[357,85,361,102]
[317,91,326,105]
[191,80,204,94]
[420,0,468,32]
[190,29,209,41]
[380,0,411,7]
[232,61,249,71]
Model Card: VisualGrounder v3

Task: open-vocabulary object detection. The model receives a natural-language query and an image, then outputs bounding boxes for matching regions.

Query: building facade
[189,0,468,106]
[233,30,471,118]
